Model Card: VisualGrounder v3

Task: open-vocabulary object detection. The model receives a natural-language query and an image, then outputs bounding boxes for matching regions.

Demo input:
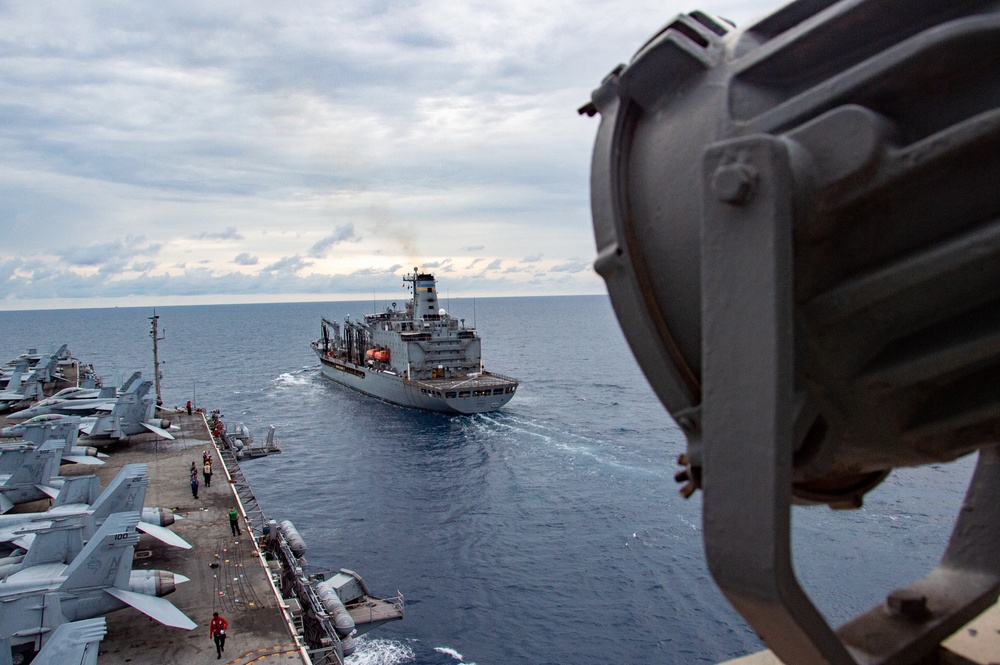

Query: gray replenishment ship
[311,271,518,414]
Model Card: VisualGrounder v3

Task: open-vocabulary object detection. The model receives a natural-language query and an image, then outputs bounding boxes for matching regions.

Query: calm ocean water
[0,296,976,664]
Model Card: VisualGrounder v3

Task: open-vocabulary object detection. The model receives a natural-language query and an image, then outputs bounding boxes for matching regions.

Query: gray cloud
[261,255,312,273]
[198,226,244,241]
[551,259,592,274]
[129,260,156,272]
[58,236,161,268]
[0,0,769,309]
[308,223,357,258]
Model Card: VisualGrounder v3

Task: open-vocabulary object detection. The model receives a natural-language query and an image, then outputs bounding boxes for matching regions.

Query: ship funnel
[412,274,440,320]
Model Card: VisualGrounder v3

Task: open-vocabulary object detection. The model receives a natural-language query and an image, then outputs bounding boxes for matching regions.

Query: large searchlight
[582,1,1000,663]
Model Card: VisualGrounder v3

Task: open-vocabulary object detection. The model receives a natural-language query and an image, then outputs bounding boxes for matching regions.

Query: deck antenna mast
[474,296,482,373]
[149,310,164,406]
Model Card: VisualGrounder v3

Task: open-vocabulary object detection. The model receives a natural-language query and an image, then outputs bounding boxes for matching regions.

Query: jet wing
[141,422,175,440]
[104,587,196,629]
[137,521,192,549]
[6,561,69,583]
[59,404,106,412]
[32,617,106,665]
[78,421,95,435]
[0,493,12,514]
[11,532,35,550]
[36,485,62,499]
[62,455,104,466]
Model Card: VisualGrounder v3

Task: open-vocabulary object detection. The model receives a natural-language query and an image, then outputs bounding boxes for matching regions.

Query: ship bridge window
[505,386,516,393]
[458,391,470,398]
[493,388,504,395]
[445,391,457,398]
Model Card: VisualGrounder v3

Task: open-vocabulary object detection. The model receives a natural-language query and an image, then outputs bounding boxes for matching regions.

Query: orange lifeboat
[365,348,390,363]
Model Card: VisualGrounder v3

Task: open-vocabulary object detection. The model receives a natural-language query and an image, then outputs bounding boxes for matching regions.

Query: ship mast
[149,310,164,406]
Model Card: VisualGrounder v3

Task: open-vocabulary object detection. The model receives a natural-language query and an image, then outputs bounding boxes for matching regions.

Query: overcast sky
[0,0,772,310]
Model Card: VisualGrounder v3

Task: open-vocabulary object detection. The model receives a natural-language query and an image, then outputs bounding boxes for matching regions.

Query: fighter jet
[0,414,68,437]
[2,410,173,448]
[5,377,146,422]
[0,463,191,552]
[81,392,175,442]
[0,359,50,412]
[0,419,106,466]
[41,371,140,404]
[0,511,195,659]
[1,344,69,371]
[1,346,65,384]
[0,439,64,513]
[21,347,66,384]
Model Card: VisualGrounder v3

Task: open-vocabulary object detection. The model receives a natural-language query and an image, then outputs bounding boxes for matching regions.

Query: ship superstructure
[312,271,518,414]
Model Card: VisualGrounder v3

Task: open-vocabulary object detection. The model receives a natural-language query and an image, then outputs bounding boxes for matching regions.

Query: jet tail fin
[88,464,149,519]
[51,475,102,508]
[4,440,61,487]
[123,377,149,396]
[22,419,80,452]
[19,377,44,402]
[107,382,151,425]
[32,617,106,665]
[119,371,141,393]
[61,512,140,591]
[38,354,60,383]
[19,520,86,568]
[3,359,28,392]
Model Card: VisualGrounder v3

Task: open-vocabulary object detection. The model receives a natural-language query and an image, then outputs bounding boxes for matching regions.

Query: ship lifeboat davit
[365,348,390,363]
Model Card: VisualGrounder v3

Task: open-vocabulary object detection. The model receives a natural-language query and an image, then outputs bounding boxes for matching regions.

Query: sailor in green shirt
[228,508,241,536]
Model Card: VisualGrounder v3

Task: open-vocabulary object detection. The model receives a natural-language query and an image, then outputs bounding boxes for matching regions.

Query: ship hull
[315,353,514,415]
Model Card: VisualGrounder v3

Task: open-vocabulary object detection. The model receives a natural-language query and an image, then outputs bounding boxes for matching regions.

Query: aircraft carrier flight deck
[5,407,307,665]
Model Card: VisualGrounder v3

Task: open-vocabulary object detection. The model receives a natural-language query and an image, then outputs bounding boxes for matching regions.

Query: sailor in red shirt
[210,612,228,659]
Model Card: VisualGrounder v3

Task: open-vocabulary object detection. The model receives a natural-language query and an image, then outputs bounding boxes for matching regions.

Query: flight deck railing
[210,416,268,539]
[207,411,345,665]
